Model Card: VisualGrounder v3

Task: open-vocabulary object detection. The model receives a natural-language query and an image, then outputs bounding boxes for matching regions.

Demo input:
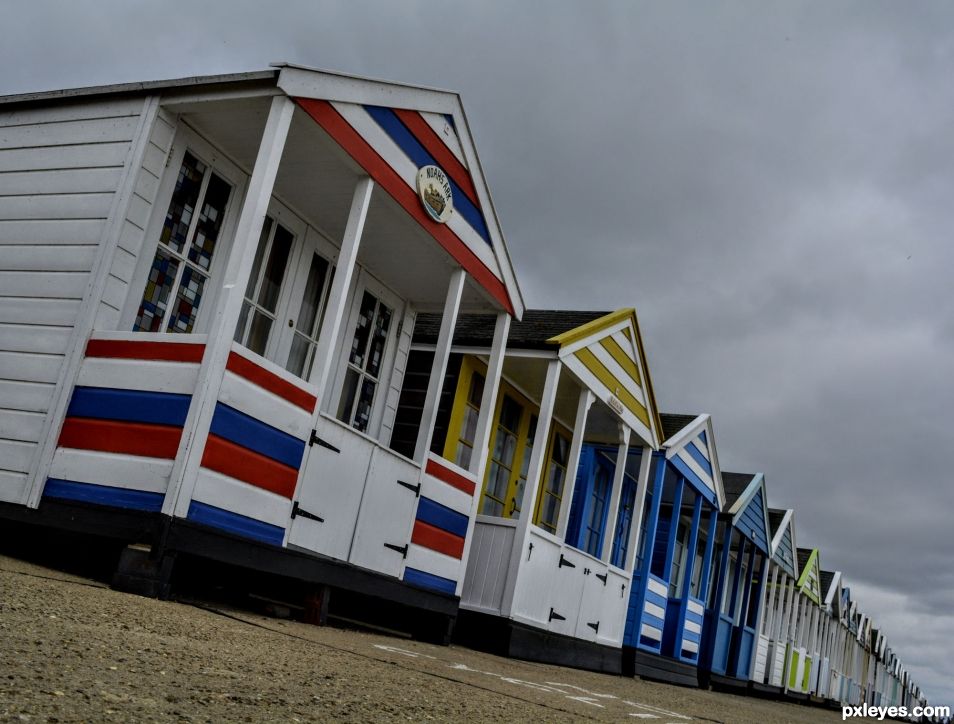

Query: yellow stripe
[574,348,650,428]
[546,308,634,347]
[622,327,632,341]
[600,335,641,386]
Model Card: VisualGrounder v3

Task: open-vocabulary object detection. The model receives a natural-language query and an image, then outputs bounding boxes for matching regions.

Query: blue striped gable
[774,522,797,577]
[735,485,769,554]
[670,455,718,507]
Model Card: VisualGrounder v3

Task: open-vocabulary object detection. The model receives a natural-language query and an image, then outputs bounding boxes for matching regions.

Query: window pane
[295,253,330,336]
[455,441,473,470]
[166,266,206,333]
[337,368,360,424]
[245,217,273,299]
[365,304,392,377]
[160,152,205,254]
[353,377,377,432]
[187,172,231,271]
[286,333,311,378]
[349,292,377,367]
[257,223,293,312]
[234,301,251,343]
[246,311,272,356]
[134,250,179,332]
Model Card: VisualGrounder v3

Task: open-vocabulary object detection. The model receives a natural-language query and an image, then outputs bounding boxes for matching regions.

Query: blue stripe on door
[43,478,165,512]
[403,566,456,595]
[415,496,469,538]
[209,403,306,469]
[186,501,285,547]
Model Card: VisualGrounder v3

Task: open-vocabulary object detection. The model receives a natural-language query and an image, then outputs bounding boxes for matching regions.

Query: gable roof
[413,310,608,349]
[721,472,771,553]
[722,472,755,508]
[768,508,797,578]
[658,413,725,508]
[796,547,823,603]
[0,63,525,317]
[660,413,698,441]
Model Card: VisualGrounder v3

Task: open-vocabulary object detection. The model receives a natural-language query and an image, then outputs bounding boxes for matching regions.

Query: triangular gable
[548,309,662,449]
[796,548,822,604]
[727,473,771,554]
[769,508,798,578]
[823,570,843,611]
[660,414,724,509]
[276,63,524,318]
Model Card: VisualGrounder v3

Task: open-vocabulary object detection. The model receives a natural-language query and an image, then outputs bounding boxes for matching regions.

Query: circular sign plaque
[416,165,454,223]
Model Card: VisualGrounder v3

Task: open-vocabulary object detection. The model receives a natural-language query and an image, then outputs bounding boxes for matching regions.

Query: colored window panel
[134,151,234,334]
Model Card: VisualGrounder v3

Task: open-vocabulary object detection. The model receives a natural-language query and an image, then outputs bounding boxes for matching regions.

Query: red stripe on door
[425,458,476,496]
[201,434,299,499]
[225,352,318,413]
[58,417,183,459]
[85,339,206,363]
[293,98,514,316]
[411,519,465,559]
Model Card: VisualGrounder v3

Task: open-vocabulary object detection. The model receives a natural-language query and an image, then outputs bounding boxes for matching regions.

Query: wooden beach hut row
[0,66,929,710]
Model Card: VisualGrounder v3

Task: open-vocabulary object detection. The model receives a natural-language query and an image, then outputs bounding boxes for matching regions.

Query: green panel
[802,656,812,690]
[789,649,800,689]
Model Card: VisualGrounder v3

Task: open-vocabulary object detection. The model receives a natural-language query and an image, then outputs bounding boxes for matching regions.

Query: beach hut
[410,308,664,672]
[785,547,823,697]
[620,413,725,686]
[0,64,526,636]
[752,507,798,692]
[698,471,771,689]
[819,569,843,701]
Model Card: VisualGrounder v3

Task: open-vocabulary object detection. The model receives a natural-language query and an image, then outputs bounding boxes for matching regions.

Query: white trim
[76,357,199,396]
[217,370,312,441]
[421,111,466,164]
[192,467,291,528]
[644,601,666,620]
[405,542,460,583]
[587,341,646,406]
[599,425,630,563]
[557,318,631,357]
[50,448,172,494]
[647,577,668,597]
[640,623,662,641]
[554,388,593,541]
[662,413,709,452]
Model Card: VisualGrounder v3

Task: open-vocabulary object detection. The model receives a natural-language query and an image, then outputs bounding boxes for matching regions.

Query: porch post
[661,479,684,584]
[413,268,466,462]
[599,424,631,563]
[309,176,374,403]
[468,312,510,480]
[679,493,703,597]
[698,507,718,602]
[622,443,653,572]
[555,388,594,540]
[167,95,296,517]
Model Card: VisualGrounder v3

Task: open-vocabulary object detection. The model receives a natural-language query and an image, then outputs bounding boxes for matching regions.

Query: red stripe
[201,434,299,499]
[391,108,480,208]
[294,98,514,316]
[225,352,317,413]
[58,418,182,458]
[425,458,476,496]
[411,519,464,559]
[85,339,205,363]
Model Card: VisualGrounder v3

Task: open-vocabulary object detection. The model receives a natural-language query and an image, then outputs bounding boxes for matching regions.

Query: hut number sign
[416,165,454,223]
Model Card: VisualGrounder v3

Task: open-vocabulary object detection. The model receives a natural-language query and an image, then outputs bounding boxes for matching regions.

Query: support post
[600,424,631,563]
[698,507,718,603]
[555,388,594,541]
[167,95,295,517]
[679,492,703,598]
[622,444,652,573]
[309,177,374,403]
[414,269,466,462]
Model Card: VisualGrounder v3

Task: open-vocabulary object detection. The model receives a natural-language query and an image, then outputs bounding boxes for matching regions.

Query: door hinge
[558,554,576,569]
[587,621,600,633]
[595,572,608,585]
[527,541,534,561]
[621,583,626,598]
[384,542,409,558]
[291,501,324,523]
[548,608,566,622]
[396,479,421,497]
[309,430,340,453]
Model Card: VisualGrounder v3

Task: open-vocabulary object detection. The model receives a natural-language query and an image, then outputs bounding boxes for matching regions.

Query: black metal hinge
[309,430,340,453]
[558,554,576,569]
[291,501,324,523]
[396,479,421,497]
[384,542,409,558]
[621,583,626,598]
[549,608,566,622]
[595,572,608,585]
[527,542,534,561]
[587,621,600,633]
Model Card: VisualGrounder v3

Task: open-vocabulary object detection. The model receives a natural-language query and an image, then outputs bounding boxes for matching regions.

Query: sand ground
[0,553,846,723]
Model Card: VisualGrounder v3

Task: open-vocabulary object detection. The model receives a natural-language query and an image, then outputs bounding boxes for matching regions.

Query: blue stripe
[403,566,456,595]
[670,456,718,506]
[209,403,305,469]
[697,429,708,447]
[416,496,468,537]
[43,478,164,512]
[682,629,702,643]
[362,105,491,245]
[67,386,191,427]
[645,588,668,609]
[187,501,284,546]
[642,612,665,630]
[685,609,704,624]
[685,441,714,476]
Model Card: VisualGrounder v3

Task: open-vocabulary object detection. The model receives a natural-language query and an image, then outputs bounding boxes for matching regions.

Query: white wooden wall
[0,97,147,504]
[94,108,176,328]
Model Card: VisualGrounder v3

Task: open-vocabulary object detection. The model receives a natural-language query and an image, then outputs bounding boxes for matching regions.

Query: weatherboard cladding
[769,509,797,577]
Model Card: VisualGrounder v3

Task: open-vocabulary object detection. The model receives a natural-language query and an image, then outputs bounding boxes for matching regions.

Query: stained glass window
[134,151,233,333]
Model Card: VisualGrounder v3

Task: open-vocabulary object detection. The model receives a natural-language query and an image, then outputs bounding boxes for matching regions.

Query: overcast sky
[4,0,951,707]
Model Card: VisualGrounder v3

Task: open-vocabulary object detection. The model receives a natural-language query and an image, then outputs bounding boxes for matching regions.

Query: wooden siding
[737,486,770,554]
[0,98,144,503]
[775,521,797,577]
[94,108,176,328]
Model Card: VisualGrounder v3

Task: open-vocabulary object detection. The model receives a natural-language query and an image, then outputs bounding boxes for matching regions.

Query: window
[689,510,709,599]
[481,395,522,516]
[512,415,537,516]
[668,510,693,598]
[285,252,332,379]
[581,454,613,557]
[610,460,639,568]
[135,151,233,333]
[452,371,484,469]
[534,429,570,533]
[234,216,294,356]
[337,290,394,433]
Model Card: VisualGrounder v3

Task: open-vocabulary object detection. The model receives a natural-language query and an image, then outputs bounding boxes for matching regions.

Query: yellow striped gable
[548,309,662,448]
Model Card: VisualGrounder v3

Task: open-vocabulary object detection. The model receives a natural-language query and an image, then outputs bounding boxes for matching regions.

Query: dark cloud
[3,0,951,707]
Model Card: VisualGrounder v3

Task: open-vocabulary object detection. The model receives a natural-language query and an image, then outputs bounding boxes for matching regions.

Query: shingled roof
[768,508,787,537]
[412,310,610,350]
[820,570,836,598]
[797,547,814,574]
[660,413,700,442]
[721,471,755,508]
